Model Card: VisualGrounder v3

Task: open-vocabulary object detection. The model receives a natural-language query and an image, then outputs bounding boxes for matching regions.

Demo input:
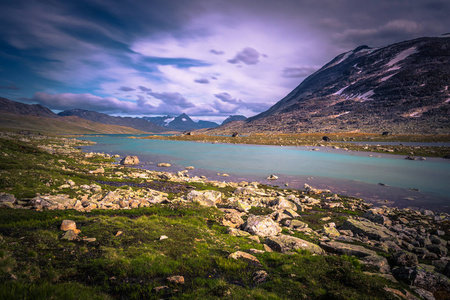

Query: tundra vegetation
[140,132,450,158]
[0,130,449,300]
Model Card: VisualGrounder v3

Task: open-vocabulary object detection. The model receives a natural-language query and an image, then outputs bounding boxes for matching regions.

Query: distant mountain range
[143,113,219,131]
[0,97,148,134]
[214,36,450,134]
[58,109,166,133]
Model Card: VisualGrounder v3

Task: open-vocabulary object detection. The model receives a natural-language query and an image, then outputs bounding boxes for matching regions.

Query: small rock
[167,275,185,284]
[157,163,171,167]
[61,230,79,241]
[120,156,139,165]
[229,251,262,267]
[267,174,278,180]
[115,231,123,236]
[61,220,78,232]
[253,270,269,284]
[160,235,168,240]
[83,237,96,243]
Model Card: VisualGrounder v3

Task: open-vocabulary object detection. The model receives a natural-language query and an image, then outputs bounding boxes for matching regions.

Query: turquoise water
[82,135,450,211]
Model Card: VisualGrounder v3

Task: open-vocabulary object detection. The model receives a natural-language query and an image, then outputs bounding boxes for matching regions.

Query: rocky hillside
[58,109,167,133]
[144,113,219,131]
[0,132,449,299]
[218,36,450,134]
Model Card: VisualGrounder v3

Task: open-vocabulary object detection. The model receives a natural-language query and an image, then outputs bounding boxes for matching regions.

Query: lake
[82,134,450,212]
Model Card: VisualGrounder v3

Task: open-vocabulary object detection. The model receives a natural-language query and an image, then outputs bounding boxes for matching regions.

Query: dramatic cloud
[149,92,195,109]
[138,86,152,92]
[227,47,261,65]
[1,0,449,121]
[119,86,135,91]
[282,66,320,78]
[194,78,210,84]
[210,49,225,55]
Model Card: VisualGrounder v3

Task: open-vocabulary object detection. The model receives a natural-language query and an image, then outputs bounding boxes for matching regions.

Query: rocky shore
[0,131,449,299]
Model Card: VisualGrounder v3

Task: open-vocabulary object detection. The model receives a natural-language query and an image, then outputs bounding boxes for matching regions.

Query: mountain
[143,113,219,131]
[58,109,166,133]
[219,36,450,134]
[0,98,149,134]
[0,97,58,118]
[221,115,247,125]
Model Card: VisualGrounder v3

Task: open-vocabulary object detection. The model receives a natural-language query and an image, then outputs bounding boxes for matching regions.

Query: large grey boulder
[320,241,390,273]
[393,250,419,267]
[243,215,282,237]
[340,218,395,241]
[393,264,450,295]
[266,234,324,255]
[186,190,222,207]
[363,208,392,226]
[320,241,377,257]
[120,155,139,165]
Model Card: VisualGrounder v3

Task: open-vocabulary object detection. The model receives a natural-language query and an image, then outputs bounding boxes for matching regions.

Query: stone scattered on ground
[120,155,139,165]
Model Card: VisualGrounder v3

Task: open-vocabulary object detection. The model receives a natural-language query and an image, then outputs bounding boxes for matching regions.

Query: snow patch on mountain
[386,47,417,67]
[380,73,397,82]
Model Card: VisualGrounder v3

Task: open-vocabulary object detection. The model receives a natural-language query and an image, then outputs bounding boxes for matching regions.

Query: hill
[58,109,167,133]
[0,111,148,135]
[0,97,58,118]
[214,36,450,134]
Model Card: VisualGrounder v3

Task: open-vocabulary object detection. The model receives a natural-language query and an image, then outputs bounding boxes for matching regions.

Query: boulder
[186,190,222,207]
[61,220,78,232]
[243,215,282,237]
[267,174,278,180]
[393,264,450,295]
[270,196,297,211]
[266,234,324,255]
[320,241,377,258]
[285,219,309,230]
[220,209,245,228]
[393,251,419,267]
[229,251,262,267]
[340,218,395,241]
[320,241,390,273]
[226,228,250,237]
[363,209,392,226]
[120,155,139,165]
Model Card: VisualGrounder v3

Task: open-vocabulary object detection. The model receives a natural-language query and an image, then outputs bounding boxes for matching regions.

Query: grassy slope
[0,112,150,135]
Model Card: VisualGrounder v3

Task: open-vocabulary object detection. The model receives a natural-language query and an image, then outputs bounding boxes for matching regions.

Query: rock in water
[120,156,139,165]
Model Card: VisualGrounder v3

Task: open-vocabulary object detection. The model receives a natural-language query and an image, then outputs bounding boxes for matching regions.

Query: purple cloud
[149,92,195,108]
[194,78,210,84]
[228,47,260,65]
[138,86,152,92]
[119,86,135,91]
[282,66,319,78]
[210,49,225,55]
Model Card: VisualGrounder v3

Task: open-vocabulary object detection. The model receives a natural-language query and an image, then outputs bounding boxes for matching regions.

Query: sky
[1,0,449,122]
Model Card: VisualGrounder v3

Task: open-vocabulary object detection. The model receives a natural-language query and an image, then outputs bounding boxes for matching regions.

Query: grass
[0,131,425,299]
[0,206,403,299]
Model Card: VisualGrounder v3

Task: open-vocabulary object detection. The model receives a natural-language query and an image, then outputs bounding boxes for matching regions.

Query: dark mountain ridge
[143,113,218,131]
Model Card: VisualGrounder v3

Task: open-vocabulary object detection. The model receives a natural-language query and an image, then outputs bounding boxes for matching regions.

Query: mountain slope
[58,109,166,133]
[224,36,450,134]
[0,111,148,134]
[0,97,58,118]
